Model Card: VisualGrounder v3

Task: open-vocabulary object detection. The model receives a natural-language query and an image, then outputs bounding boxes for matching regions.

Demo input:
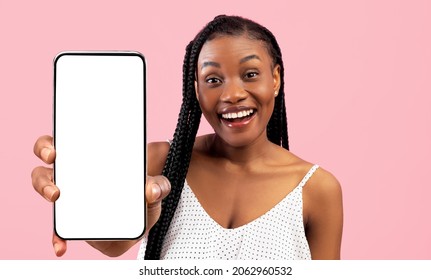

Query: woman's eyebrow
[201,55,261,69]
[201,61,221,69]
[240,54,261,64]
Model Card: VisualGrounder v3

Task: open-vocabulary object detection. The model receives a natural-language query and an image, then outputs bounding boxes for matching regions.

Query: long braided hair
[145,15,289,259]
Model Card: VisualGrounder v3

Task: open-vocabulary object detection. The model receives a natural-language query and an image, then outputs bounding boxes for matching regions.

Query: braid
[144,42,197,259]
[145,15,290,259]
[264,28,289,150]
[144,17,227,259]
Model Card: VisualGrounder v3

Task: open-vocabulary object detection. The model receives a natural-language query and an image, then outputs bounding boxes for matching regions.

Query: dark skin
[31,35,342,259]
[189,35,343,258]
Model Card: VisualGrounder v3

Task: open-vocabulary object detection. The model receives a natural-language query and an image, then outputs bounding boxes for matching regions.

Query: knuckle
[161,176,171,190]
[32,166,52,189]
[35,174,46,189]
[147,176,155,184]
[34,136,45,152]
[31,166,43,182]
[147,201,161,211]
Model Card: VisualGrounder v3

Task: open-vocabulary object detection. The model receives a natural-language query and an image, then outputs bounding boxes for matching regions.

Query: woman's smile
[195,35,280,147]
[218,106,257,128]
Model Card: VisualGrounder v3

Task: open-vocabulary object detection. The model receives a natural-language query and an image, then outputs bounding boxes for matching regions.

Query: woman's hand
[31,135,171,257]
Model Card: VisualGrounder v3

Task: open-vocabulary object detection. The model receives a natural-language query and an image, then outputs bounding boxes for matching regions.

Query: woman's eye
[245,72,259,79]
[206,77,221,84]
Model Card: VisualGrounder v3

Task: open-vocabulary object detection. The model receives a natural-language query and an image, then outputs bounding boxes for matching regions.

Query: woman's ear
[273,64,281,96]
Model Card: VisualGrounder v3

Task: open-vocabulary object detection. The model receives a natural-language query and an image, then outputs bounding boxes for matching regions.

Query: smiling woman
[31,14,343,260]
[139,15,343,260]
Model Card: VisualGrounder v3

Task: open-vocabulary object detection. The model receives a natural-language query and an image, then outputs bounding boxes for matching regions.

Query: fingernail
[54,243,60,255]
[41,148,51,162]
[151,183,161,200]
[43,186,57,201]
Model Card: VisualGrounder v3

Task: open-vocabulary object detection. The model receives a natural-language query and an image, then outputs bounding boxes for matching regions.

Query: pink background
[1,0,430,259]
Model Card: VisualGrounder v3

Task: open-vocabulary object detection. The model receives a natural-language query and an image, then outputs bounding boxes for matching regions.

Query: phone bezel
[53,51,147,240]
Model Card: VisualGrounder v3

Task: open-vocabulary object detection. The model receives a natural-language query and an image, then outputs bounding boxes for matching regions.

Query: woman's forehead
[197,35,272,65]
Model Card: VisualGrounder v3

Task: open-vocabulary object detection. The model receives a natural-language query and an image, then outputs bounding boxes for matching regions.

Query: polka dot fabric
[138,164,319,260]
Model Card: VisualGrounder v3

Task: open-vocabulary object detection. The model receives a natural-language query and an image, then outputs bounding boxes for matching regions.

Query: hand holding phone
[32,137,171,257]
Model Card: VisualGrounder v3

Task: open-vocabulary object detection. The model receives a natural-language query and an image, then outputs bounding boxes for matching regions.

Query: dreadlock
[145,15,289,259]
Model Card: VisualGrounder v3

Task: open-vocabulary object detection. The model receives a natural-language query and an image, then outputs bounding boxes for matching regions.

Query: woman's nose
[220,81,247,103]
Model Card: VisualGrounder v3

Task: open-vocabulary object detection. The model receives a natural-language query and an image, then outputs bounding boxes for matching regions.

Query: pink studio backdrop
[1,0,430,260]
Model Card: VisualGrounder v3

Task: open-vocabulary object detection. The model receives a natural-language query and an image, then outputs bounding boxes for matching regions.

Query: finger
[34,135,56,164]
[145,175,171,204]
[31,166,60,202]
[144,176,171,234]
[52,233,67,257]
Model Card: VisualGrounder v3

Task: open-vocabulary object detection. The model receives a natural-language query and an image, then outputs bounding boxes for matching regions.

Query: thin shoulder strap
[298,164,319,188]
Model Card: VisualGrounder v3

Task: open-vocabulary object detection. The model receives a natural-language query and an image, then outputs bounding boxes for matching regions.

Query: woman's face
[195,35,280,147]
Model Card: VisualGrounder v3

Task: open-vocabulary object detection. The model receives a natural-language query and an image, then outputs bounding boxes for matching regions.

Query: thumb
[145,176,171,234]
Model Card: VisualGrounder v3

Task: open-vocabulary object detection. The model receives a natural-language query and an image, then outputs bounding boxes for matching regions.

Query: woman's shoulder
[147,141,170,176]
[306,165,342,201]
[300,160,343,219]
[279,148,342,198]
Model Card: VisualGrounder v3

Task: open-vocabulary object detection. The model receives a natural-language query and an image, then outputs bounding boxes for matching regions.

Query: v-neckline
[183,178,302,231]
[183,164,319,231]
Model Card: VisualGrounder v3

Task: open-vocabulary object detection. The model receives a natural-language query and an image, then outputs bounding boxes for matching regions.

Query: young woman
[32,15,343,260]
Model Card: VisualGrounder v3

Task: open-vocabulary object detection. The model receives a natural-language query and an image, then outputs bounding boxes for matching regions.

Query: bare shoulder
[271,146,341,199]
[304,166,342,202]
[147,141,170,176]
[282,149,342,218]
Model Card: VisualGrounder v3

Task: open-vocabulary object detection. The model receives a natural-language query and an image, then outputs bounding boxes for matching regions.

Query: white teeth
[222,109,254,119]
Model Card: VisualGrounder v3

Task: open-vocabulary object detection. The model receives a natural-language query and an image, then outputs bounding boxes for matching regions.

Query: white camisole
[137,164,319,260]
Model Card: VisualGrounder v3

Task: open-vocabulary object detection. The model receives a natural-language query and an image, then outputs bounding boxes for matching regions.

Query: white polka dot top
[137,164,319,260]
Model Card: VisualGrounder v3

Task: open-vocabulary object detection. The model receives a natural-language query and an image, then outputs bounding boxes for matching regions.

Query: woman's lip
[220,110,257,128]
[218,105,255,114]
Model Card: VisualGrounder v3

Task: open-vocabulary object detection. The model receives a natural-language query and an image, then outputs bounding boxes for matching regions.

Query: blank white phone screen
[54,52,146,239]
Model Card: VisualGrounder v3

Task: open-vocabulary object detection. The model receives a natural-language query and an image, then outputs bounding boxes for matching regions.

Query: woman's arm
[303,167,343,259]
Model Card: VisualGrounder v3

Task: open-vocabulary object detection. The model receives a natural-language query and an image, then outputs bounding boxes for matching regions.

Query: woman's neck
[205,133,276,166]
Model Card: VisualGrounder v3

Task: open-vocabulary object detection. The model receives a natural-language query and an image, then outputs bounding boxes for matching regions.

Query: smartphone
[54,51,146,240]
